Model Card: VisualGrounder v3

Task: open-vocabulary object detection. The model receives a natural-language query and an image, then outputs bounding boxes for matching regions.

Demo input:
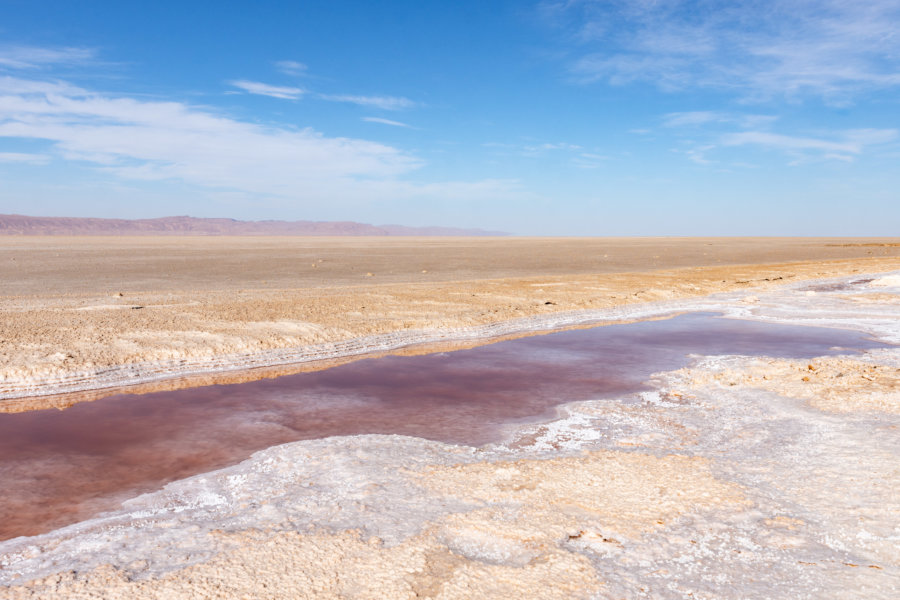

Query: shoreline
[3,258,900,406]
[0,301,694,401]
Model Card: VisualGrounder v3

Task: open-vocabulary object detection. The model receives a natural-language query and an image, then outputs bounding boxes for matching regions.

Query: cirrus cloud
[0,151,51,164]
[720,128,898,162]
[319,94,417,110]
[228,80,305,99]
[680,127,899,165]
[547,0,900,103]
[274,60,307,76]
[0,45,96,70]
[0,74,518,212]
[362,116,414,128]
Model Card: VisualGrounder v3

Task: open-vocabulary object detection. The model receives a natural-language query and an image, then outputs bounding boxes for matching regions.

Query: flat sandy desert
[1,237,899,599]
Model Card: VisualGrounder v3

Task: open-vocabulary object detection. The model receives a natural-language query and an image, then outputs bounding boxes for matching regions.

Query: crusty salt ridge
[2,272,899,598]
[3,266,900,402]
[0,296,703,400]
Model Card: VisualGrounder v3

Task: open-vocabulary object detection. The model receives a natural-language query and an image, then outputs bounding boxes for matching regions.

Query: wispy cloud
[0,45,95,70]
[667,118,898,165]
[484,140,587,159]
[681,144,717,166]
[662,111,728,128]
[275,60,307,76]
[485,140,606,168]
[663,111,778,129]
[573,152,608,168]
[533,142,582,151]
[0,75,417,191]
[723,132,857,155]
[362,116,413,128]
[320,94,416,110]
[722,129,898,158]
[0,152,51,164]
[229,80,305,100]
[669,127,896,165]
[548,0,900,102]
[0,73,515,210]
[0,76,83,95]
[519,142,583,158]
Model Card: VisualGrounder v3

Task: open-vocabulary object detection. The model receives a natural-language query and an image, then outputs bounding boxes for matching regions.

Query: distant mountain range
[0,214,507,236]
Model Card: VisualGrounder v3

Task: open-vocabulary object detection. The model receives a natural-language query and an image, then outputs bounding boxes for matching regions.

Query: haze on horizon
[1,0,899,236]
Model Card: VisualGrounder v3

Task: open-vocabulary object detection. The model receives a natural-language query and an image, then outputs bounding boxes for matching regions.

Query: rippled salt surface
[0,312,888,542]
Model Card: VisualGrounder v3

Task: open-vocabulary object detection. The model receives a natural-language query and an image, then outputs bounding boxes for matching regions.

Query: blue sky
[1,0,898,235]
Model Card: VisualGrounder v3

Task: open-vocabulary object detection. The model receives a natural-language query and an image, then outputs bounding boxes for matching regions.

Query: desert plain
[1,236,900,599]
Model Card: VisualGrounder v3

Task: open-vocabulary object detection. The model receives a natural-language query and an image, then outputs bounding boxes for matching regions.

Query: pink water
[0,313,888,540]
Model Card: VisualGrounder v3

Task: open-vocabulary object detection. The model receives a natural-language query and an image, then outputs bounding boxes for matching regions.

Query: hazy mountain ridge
[0,215,507,237]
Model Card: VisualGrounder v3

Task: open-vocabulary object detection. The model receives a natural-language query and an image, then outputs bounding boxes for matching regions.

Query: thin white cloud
[724,131,867,155]
[0,45,95,69]
[663,111,778,129]
[229,80,305,100]
[0,75,417,190]
[320,94,416,110]
[521,142,582,156]
[673,127,898,166]
[0,76,83,95]
[551,0,900,102]
[572,152,609,168]
[682,145,716,166]
[843,128,900,146]
[0,152,51,164]
[0,74,516,209]
[663,111,728,127]
[362,116,413,128]
[718,128,898,164]
[538,142,582,151]
[275,60,307,76]
[485,140,586,158]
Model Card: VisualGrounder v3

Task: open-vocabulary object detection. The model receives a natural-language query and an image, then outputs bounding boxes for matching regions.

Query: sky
[0,0,899,235]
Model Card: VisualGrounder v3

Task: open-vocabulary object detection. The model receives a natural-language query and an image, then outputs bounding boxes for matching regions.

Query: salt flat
[1,238,899,599]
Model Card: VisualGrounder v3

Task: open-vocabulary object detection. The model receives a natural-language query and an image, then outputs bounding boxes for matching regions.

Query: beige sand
[2,236,900,406]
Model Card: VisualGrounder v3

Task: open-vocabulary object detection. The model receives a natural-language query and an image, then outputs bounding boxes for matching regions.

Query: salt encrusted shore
[2,271,899,599]
[3,267,900,402]
[0,296,728,400]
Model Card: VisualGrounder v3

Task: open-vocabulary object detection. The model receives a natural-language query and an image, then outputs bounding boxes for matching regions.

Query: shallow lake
[0,312,890,540]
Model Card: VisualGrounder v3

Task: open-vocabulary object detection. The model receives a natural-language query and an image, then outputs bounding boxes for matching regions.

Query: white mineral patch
[704,270,900,344]
[0,436,480,586]
[870,274,900,287]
